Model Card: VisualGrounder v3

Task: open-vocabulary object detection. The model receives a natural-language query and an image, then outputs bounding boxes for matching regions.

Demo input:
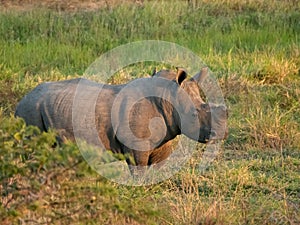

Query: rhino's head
[153,67,228,143]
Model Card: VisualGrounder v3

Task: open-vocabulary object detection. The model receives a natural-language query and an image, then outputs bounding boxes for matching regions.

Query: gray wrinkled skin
[15,68,228,168]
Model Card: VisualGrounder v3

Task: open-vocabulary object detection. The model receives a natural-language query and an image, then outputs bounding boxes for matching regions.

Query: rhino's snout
[209,128,228,141]
[210,104,228,141]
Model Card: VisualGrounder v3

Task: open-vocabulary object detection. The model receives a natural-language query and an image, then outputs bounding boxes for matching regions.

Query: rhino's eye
[201,104,210,112]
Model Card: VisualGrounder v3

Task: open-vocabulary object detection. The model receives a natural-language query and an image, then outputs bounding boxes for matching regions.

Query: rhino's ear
[192,67,209,84]
[176,67,187,85]
[151,67,157,76]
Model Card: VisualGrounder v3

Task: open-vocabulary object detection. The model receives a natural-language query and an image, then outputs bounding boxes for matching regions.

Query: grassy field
[0,0,299,224]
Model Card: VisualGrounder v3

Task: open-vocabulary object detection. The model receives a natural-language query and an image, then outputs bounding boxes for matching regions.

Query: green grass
[0,0,299,224]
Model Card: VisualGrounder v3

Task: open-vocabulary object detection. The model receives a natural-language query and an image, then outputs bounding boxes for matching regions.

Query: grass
[0,0,299,224]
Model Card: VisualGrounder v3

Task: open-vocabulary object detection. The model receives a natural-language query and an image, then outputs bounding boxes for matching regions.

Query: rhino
[15,67,228,169]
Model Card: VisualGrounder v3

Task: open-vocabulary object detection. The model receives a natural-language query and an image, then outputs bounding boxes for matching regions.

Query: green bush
[0,113,168,224]
[1,114,81,221]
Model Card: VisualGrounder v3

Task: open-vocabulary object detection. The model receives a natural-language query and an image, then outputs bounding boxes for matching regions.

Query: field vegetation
[0,0,299,224]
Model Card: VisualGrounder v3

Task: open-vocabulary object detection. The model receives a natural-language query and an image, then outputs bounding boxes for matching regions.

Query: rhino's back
[15,78,124,145]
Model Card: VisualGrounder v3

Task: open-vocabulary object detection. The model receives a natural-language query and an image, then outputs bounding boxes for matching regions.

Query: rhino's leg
[148,140,174,165]
[123,148,150,167]
[121,145,151,178]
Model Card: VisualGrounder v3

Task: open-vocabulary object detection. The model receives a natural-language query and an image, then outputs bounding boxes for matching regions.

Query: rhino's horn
[175,67,188,85]
[192,67,209,84]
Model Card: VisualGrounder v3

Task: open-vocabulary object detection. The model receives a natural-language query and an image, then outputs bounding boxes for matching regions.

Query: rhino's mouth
[198,131,212,144]
[199,130,219,144]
